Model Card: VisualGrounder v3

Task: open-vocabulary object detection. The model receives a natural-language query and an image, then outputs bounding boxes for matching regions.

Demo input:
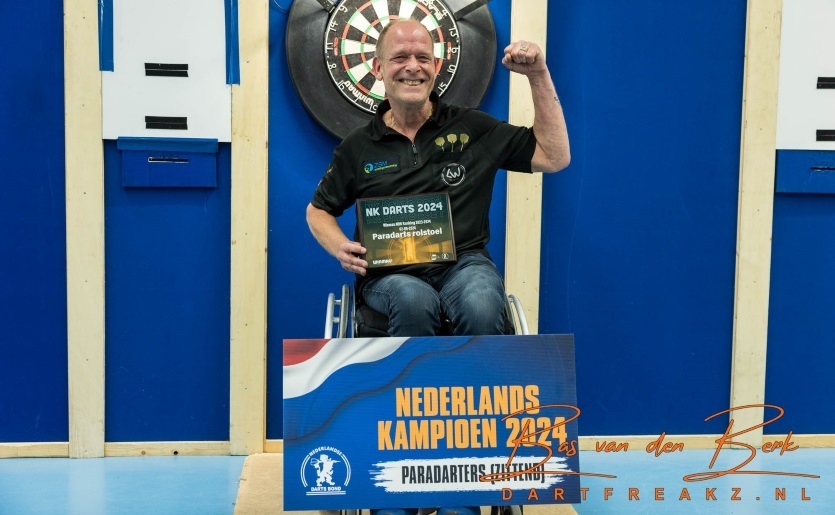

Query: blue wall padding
[766,193,835,434]
[777,150,835,194]
[98,0,114,71]
[118,138,220,188]
[539,1,746,435]
[121,152,218,188]
[104,141,231,441]
[0,0,68,442]
[265,0,514,439]
[225,0,240,84]
[117,138,219,153]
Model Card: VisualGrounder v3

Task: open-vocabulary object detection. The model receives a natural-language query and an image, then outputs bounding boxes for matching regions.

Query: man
[307,19,569,338]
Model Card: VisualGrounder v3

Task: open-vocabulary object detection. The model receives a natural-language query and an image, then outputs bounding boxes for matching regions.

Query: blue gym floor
[0,450,831,514]
[0,455,246,514]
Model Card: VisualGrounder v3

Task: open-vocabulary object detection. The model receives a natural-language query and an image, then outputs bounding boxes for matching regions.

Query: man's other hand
[338,241,368,276]
[502,40,547,77]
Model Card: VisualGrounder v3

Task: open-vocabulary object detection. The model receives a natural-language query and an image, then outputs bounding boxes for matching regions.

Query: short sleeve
[311,144,356,217]
[497,124,537,173]
[468,110,537,173]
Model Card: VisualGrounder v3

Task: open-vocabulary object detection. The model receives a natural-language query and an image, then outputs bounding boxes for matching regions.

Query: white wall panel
[102,0,231,141]
[776,0,835,150]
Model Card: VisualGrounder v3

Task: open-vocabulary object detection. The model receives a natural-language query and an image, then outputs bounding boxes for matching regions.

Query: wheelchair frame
[324,284,531,338]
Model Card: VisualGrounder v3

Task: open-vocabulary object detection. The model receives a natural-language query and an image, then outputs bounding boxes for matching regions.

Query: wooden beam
[104,441,230,457]
[0,443,70,459]
[64,0,105,459]
[505,0,549,334]
[264,439,284,453]
[766,434,835,448]
[729,0,783,446]
[229,0,270,455]
[8,433,832,458]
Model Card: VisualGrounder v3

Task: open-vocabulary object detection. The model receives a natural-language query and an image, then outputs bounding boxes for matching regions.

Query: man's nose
[404,55,420,71]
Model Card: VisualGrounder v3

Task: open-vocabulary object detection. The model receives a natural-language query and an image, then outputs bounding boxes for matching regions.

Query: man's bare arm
[502,40,570,173]
[306,203,368,275]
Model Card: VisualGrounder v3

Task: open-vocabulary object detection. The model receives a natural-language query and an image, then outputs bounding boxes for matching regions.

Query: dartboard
[287,0,496,138]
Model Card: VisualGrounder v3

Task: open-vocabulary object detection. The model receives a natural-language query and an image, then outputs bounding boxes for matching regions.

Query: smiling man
[372,20,438,136]
[306,18,569,339]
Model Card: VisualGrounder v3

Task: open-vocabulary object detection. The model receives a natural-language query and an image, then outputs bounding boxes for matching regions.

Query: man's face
[373,21,437,110]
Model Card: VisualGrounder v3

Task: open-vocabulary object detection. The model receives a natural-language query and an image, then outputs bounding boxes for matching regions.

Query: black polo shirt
[312,93,537,287]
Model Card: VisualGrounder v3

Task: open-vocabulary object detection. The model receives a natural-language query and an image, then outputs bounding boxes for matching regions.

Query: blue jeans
[362,251,506,337]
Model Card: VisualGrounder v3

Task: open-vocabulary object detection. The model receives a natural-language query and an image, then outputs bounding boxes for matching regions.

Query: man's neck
[387,101,434,141]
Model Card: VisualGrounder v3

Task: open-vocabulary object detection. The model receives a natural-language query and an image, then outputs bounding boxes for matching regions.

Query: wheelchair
[324,284,530,338]
[322,285,529,515]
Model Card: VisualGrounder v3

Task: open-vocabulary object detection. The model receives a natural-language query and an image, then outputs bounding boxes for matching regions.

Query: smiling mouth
[399,79,425,86]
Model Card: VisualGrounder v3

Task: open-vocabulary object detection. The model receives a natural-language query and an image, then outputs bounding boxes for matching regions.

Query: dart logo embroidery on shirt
[434,132,470,152]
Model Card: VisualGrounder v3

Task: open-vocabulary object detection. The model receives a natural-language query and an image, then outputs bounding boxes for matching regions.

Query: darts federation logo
[300,446,351,496]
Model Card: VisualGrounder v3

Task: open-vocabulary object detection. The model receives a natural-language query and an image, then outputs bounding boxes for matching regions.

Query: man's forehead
[387,21,432,46]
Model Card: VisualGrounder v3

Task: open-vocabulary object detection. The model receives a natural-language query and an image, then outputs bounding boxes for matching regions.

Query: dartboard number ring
[324,0,462,114]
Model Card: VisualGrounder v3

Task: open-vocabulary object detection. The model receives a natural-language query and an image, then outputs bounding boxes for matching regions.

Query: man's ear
[372,56,383,80]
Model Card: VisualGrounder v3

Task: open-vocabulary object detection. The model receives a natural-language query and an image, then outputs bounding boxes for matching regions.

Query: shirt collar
[370,91,445,141]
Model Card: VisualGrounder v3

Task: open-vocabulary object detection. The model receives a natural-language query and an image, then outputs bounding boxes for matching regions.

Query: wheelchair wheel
[505,294,530,335]
[337,284,350,338]
[324,293,336,338]
[323,284,351,338]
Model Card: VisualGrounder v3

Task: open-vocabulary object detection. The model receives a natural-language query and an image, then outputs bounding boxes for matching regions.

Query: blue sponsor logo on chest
[362,157,400,175]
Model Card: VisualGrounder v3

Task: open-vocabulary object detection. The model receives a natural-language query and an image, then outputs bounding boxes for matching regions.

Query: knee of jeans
[452,290,505,335]
[386,289,441,337]
[390,288,440,314]
[454,310,505,335]
[461,279,504,308]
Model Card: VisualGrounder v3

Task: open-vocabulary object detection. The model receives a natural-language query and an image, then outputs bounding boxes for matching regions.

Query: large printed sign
[283,335,580,510]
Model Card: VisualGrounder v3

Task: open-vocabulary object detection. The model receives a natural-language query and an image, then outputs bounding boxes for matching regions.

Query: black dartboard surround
[286,0,496,139]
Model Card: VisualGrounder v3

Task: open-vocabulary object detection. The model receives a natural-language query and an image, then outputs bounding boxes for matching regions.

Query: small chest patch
[441,162,466,186]
[361,156,400,176]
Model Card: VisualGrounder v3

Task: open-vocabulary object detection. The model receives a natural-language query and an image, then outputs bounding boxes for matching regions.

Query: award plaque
[357,192,456,268]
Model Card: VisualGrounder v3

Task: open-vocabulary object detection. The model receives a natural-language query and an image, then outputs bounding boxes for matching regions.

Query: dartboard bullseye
[286,0,496,138]
[324,0,462,114]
